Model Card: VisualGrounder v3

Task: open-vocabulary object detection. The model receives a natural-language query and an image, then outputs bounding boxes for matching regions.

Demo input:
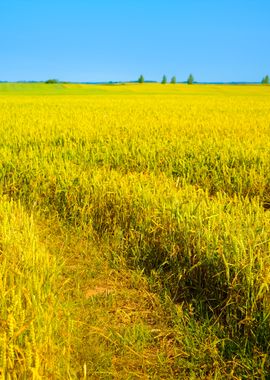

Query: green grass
[0,81,269,97]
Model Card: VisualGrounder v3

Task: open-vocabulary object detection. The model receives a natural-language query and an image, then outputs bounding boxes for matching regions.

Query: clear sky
[0,0,269,82]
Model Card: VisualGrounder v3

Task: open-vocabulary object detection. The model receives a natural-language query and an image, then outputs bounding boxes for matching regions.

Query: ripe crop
[0,83,270,378]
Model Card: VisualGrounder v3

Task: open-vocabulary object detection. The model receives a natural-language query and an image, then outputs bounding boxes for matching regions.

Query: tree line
[138,74,270,85]
[42,75,269,85]
[138,74,194,84]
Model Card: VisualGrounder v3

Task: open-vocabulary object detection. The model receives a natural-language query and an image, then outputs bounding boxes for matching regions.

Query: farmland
[0,83,270,379]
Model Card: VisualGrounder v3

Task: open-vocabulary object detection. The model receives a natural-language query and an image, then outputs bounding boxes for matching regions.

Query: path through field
[37,214,184,379]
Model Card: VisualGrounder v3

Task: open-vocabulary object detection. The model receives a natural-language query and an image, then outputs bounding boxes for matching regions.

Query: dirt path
[37,215,183,379]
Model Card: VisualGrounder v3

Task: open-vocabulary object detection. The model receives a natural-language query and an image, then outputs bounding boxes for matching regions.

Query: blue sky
[0,0,269,82]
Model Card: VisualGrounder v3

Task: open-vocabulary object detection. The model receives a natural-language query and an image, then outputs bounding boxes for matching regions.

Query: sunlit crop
[0,83,270,378]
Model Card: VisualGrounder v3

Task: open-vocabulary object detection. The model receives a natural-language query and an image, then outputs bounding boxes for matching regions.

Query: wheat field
[0,83,270,379]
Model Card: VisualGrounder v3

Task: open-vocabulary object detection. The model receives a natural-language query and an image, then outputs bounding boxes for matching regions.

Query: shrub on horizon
[45,79,59,84]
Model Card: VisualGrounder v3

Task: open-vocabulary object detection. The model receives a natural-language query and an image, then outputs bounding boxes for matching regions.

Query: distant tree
[171,76,177,84]
[138,75,144,83]
[45,79,59,84]
[161,75,167,84]
[187,74,194,84]
[261,75,269,84]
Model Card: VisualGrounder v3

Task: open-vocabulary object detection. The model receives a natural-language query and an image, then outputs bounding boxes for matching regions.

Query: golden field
[0,83,270,379]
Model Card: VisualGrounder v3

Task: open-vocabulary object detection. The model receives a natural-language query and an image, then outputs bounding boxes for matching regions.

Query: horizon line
[0,80,268,85]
